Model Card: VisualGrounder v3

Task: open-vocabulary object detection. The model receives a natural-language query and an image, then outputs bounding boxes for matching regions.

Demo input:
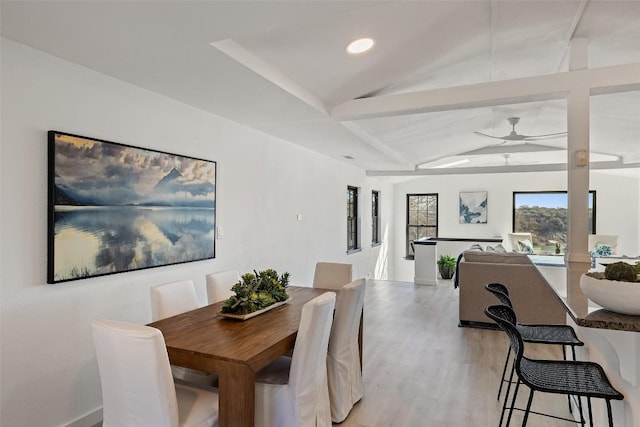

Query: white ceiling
[2,0,639,175]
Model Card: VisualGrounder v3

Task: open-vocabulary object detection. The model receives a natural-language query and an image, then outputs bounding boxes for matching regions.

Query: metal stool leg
[606,400,614,427]
[505,378,521,427]
[587,397,594,427]
[498,346,512,400]
[578,393,585,425]
[500,361,516,427]
[522,389,534,427]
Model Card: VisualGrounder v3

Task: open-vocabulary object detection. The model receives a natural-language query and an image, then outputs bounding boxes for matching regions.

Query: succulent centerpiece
[580,261,640,315]
[220,269,290,317]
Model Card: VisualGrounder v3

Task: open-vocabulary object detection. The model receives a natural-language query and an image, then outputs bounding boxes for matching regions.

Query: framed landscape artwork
[47,131,216,283]
[459,191,487,224]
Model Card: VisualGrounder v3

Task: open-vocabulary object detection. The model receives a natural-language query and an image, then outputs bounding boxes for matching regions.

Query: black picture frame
[47,131,216,283]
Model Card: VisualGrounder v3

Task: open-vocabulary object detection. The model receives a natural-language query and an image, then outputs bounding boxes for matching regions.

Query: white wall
[0,39,393,426]
[392,170,639,282]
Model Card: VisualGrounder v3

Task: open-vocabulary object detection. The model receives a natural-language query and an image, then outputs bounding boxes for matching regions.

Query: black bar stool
[484,283,584,402]
[485,304,623,427]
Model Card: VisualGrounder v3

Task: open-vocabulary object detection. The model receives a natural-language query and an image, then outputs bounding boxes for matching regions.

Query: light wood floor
[337,279,576,427]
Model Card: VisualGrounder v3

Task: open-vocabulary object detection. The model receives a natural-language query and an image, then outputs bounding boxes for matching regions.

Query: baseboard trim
[66,407,102,427]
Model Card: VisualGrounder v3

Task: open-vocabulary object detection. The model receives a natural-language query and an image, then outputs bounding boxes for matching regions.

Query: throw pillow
[485,245,496,252]
[468,243,484,251]
[494,243,507,253]
[594,243,613,257]
[518,239,535,254]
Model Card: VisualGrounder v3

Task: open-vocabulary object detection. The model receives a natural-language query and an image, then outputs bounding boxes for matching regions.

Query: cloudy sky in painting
[53,133,216,206]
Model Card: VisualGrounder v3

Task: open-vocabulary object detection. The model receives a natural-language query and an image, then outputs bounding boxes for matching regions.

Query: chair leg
[522,389,534,427]
[606,400,614,427]
[498,347,512,400]
[500,362,516,427]
[587,397,593,427]
[562,346,573,414]
[577,392,585,425]
[505,379,521,427]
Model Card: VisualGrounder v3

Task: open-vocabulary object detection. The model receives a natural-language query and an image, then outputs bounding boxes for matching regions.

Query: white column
[565,38,591,264]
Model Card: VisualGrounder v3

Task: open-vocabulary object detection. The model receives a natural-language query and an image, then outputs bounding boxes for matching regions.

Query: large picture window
[406,193,438,258]
[513,191,596,253]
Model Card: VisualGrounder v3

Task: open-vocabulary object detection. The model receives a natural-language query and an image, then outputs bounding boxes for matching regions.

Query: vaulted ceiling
[2,0,639,175]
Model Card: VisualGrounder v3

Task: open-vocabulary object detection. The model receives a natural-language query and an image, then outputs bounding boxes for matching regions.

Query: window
[347,186,359,251]
[372,190,380,245]
[513,191,596,253]
[406,194,438,258]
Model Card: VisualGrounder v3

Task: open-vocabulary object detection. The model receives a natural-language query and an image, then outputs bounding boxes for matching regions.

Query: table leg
[218,362,256,427]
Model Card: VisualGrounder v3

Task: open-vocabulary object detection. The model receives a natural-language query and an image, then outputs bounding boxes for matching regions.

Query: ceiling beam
[332,63,640,121]
[340,122,414,169]
[211,39,328,116]
[366,160,640,177]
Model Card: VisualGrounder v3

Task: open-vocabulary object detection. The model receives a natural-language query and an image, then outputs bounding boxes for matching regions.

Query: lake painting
[48,131,216,283]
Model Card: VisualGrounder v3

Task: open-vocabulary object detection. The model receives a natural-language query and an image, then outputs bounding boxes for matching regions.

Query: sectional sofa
[457,251,566,328]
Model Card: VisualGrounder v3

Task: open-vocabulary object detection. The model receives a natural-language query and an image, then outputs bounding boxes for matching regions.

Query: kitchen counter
[530,256,639,426]
[531,255,640,332]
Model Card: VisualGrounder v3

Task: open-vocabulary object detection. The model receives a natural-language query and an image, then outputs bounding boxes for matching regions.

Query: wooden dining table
[148,285,361,427]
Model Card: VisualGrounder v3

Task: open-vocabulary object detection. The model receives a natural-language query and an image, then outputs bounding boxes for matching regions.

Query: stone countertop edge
[533,261,640,333]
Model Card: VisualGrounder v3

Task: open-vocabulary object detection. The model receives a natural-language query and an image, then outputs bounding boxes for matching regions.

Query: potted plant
[220,269,290,317]
[580,261,640,315]
[437,254,457,280]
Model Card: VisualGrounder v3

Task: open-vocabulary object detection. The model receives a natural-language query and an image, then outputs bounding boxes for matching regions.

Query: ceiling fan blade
[475,117,566,143]
[502,134,527,141]
[519,132,567,141]
[473,131,510,140]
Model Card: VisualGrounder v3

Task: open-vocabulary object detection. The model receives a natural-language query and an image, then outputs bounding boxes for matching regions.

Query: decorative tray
[217,298,290,320]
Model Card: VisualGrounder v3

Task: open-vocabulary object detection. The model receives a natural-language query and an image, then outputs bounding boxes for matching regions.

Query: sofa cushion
[517,239,535,254]
[594,243,613,257]
[486,243,507,253]
[462,251,532,265]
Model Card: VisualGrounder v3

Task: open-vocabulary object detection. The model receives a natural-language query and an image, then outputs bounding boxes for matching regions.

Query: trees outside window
[513,191,595,253]
[406,194,438,258]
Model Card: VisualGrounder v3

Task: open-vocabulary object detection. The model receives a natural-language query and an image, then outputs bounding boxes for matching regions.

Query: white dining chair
[312,262,352,290]
[150,280,218,387]
[205,270,239,304]
[150,279,200,321]
[254,291,336,427]
[92,319,219,427]
[327,278,366,423]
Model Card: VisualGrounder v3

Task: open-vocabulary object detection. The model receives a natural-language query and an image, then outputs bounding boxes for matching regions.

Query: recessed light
[346,37,375,55]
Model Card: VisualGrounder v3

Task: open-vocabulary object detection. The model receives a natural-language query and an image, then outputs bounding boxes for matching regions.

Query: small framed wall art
[459,191,487,224]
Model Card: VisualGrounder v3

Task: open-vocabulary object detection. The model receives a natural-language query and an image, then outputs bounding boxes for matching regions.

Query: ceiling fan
[474,117,567,144]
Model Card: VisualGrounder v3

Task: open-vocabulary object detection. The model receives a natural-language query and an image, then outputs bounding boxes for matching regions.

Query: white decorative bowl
[580,273,640,315]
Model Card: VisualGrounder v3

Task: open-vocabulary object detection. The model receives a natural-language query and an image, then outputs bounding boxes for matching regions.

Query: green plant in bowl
[221,269,290,315]
[604,262,638,282]
[633,261,640,275]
